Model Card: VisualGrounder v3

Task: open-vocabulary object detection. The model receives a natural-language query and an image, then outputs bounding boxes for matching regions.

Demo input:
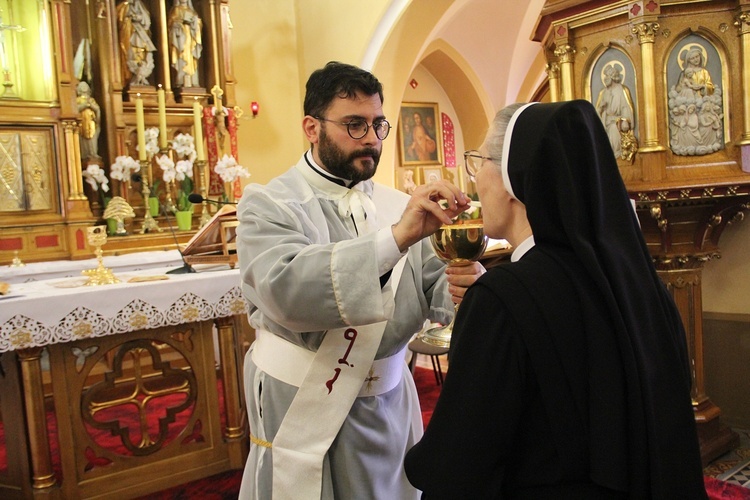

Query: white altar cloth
[0,264,246,353]
[0,250,185,284]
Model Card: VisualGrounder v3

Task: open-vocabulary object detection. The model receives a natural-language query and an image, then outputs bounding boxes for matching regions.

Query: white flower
[171,133,197,161]
[83,163,109,192]
[136,127,161,160]
[109,155,141,181]
[175,159,194,181]
[214,154,250,183]
[145,127,159,142]
[156,154,177,183]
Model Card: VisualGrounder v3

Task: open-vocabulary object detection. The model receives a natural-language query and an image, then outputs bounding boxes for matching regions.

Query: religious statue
[668,43,724,156]
[169,0,203,88]
[595,64,635,160]
[76,81,101,162]
[116,0,156,86]
[675,47,715,99]
[214,105,229,155]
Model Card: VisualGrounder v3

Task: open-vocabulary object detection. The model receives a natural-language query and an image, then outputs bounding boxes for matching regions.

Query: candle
[157,86,168,150]
[135,94,146,161]
[193,98,205,161]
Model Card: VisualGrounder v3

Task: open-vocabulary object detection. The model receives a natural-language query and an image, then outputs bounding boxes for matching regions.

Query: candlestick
[193,98,205,162]
[157,85,168,150]
[135,94,146,161]
[139,159,162,234]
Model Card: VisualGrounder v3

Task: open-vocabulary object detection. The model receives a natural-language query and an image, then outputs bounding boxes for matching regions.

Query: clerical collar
[511,235,535,262]
[304,150,353,188]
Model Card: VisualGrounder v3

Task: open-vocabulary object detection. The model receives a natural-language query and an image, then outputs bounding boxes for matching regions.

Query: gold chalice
[419,221,487,348]
[82,225,120,286]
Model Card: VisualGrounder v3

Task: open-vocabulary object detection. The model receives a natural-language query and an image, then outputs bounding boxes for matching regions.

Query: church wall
[704,313,750,429]
[227,2,750,427]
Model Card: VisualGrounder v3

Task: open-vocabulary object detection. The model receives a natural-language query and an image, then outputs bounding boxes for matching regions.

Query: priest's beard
[317,129,380,184]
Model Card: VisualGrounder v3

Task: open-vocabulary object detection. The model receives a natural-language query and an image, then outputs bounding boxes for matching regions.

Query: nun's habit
[404,100,706,499]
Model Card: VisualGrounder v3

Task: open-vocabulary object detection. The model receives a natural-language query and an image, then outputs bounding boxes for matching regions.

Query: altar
[0,257,251,499]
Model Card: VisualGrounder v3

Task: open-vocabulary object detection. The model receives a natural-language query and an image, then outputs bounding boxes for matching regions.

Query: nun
[404,100,706,499]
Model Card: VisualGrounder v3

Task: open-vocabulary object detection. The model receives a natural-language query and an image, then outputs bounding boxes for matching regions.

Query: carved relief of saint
[668,42,724,156]
[594,62,635,160]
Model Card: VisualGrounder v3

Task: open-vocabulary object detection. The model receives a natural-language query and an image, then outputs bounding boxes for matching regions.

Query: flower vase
[149,197,160,217]
[175,210,192,231]
[225,181,235,203]
[106,218,118,236]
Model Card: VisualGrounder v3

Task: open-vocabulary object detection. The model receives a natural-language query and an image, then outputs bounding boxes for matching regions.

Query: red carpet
[1,367,747,498]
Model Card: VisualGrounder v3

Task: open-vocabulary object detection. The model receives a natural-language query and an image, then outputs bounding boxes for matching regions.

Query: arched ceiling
[370,0,548,184]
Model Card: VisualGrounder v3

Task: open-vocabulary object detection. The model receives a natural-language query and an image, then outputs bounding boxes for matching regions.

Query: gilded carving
[592,50,639,161]
[631,22,660,44]
[553,44,576,63]
[734,12,750,35]
[0,133,23,211]
[667,37,724,156]
[0,130,53,212]
[545,62,560,79]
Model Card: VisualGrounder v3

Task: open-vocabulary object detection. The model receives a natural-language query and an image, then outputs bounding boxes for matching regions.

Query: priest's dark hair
[303,61,384,118]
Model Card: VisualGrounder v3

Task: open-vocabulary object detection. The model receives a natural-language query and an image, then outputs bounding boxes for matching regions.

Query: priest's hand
[446,261,485,304]
[391,180,470,252]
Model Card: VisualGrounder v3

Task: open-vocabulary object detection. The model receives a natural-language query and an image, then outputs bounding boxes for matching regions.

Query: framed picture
[422,167,443,184]
[398,102,443,166]
[398,167,420,194]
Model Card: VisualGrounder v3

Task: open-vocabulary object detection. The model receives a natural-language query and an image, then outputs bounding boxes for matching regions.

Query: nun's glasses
[464,150,493,182]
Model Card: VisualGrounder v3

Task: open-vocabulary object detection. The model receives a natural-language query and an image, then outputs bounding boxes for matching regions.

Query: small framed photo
[399,167,420,194]
[398,102,443,166]
[422,167,443,184]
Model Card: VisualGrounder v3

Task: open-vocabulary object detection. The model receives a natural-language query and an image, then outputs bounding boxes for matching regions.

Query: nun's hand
[446,261,485,305]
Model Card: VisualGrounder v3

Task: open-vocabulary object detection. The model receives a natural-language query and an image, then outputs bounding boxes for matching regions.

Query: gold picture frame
[398,102,443,166]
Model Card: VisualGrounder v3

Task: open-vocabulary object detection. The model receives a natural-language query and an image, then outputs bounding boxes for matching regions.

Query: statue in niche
[76,81,101,162]
[595,62,635,160]
[169,0,203,88]
[668,43,724,156]
[116,0,156,86]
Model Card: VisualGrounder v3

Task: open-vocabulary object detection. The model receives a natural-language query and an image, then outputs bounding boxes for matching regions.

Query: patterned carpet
[703,428,750,493]
[143,366,750,498]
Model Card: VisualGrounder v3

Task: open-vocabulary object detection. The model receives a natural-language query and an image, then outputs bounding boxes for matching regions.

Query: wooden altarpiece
[0,0,238,266]
[535,0,750,465]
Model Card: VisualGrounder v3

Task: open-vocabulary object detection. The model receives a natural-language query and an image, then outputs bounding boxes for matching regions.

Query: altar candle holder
[162,149,178,214]
[196,159,210,227]
[139,159,162,234]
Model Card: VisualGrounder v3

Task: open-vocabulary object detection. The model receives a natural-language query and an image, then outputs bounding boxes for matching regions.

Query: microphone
[161,205,197,275]
[188,193,238,206]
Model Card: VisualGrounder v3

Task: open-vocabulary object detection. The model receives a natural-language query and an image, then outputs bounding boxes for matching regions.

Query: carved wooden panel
[0,128,56,213]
